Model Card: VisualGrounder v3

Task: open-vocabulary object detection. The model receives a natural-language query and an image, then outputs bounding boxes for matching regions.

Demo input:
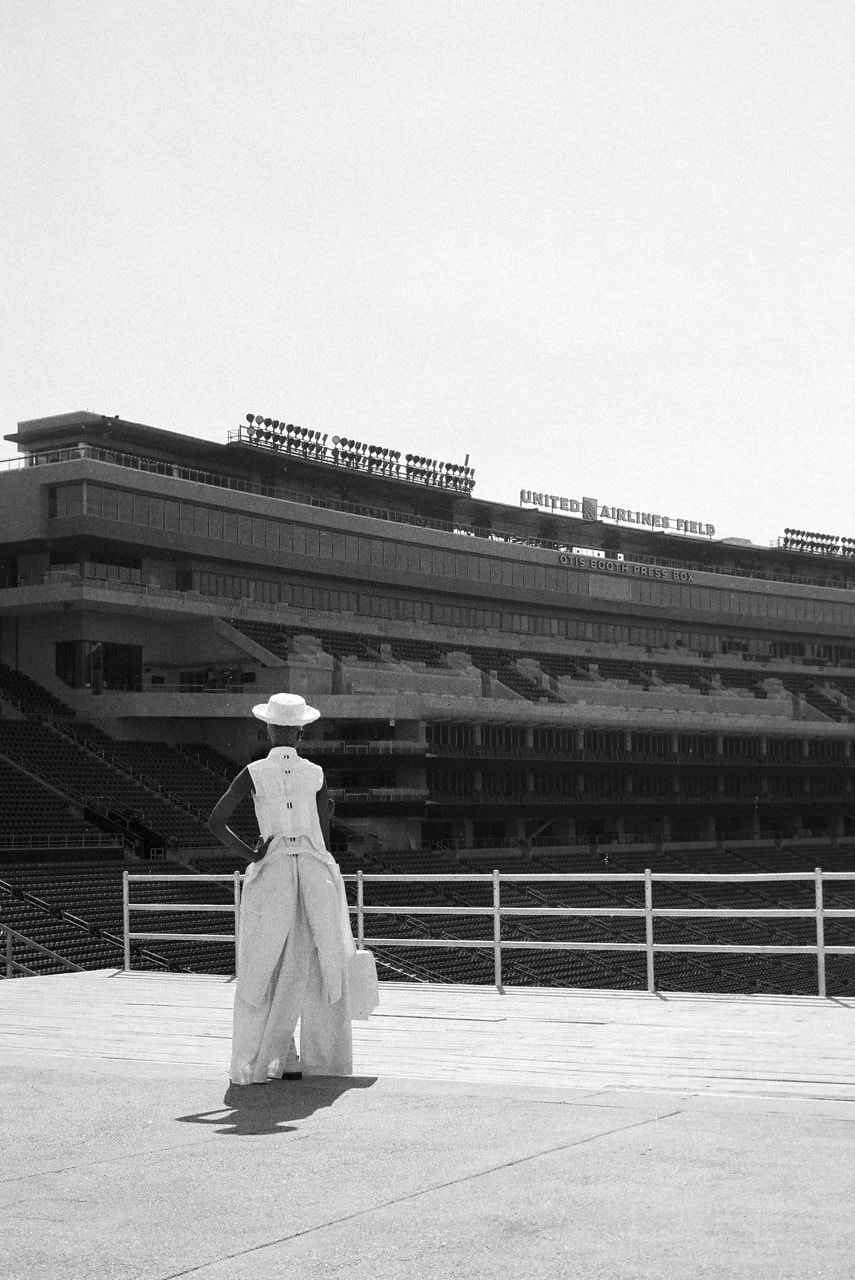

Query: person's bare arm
[208,769,268,863]
[316,780,331,850]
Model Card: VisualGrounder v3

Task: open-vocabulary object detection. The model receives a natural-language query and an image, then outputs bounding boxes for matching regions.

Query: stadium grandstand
[1,408,854,995]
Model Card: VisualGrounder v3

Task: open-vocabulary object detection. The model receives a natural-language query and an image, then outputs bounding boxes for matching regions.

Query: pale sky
[2,1,853,546]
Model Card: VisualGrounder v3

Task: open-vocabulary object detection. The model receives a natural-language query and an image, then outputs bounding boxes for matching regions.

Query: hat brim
[252,702,321,726]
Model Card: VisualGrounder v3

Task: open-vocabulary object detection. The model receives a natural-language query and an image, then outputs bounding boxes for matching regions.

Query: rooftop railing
[3,442,855,591]
[120,868,855,997]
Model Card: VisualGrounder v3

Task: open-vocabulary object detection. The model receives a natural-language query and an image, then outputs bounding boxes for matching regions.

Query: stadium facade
[1,409,853,858]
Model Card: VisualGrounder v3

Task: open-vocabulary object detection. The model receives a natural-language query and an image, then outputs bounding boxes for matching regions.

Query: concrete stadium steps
[223,618,297,658]
[226,618,382,665]
[465,646,562,702]
[779,673,855,722]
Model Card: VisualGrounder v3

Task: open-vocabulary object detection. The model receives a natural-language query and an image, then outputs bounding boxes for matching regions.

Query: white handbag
[348,947,379,1019]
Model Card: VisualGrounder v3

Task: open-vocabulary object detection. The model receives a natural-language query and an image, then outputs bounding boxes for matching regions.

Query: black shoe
[281,1070,303,1080]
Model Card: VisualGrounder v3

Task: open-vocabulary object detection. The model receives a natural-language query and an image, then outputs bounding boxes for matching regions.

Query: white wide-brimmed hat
[251,692,321,726]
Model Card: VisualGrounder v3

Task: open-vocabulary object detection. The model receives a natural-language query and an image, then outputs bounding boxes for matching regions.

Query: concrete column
[575,729,585,752]
[473,723,482,748]
[524,726,534,749]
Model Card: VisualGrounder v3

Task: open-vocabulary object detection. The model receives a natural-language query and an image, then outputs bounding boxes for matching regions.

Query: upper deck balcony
[4,410,855,593]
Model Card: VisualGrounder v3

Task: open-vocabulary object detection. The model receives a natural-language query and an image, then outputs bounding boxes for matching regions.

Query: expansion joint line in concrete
[158,1107,683,1280]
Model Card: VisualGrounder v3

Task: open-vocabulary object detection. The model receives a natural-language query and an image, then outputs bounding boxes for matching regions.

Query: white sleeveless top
[247,746,327,857]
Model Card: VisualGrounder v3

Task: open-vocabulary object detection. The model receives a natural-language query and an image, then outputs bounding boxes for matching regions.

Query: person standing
[208,693,373,1084]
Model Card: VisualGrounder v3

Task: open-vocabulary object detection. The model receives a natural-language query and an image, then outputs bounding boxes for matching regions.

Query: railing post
[233,870,242,974]
[644,868,655,994]
[493,869,503,991]
[357,869,364,950]
[5,926,12,979]
[122,870,131,973]
[815,867,826,998]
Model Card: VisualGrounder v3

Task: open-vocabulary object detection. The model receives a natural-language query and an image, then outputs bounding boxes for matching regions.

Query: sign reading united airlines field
[520,489,715,538]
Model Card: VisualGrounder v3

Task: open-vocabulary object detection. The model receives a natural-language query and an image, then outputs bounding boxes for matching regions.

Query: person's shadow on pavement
[175,1075,378,1136]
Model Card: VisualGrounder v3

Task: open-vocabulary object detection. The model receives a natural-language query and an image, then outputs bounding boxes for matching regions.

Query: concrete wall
[0,468,45,541]
[555,676,793,719]
[339,660,482,699]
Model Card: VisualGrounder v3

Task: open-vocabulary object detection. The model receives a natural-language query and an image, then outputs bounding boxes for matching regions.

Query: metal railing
[0,832,124,850]
[328,787,429,803]
[2,924,84,978]
[120,868,855,997]
[122,872,243,972]
[303,740,427,756]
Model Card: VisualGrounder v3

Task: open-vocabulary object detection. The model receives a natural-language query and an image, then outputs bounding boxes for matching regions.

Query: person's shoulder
[298,756,324,781]
[299,756,323,775]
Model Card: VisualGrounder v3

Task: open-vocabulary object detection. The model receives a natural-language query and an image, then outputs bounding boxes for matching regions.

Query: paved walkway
[2,971,854,1279]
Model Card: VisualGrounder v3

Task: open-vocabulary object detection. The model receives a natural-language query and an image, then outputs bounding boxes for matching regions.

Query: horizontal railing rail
[2,924,84,979]
[303,740,428,755]
[120,868,855,997]
[328,788,429,802]
[0,832,124,849]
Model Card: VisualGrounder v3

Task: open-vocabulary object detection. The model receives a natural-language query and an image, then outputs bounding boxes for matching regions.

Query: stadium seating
[0,662,74,718]
[0,723,219,848]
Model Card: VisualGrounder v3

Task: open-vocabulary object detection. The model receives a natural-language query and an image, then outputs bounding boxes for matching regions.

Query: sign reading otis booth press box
[559,552,694,584]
